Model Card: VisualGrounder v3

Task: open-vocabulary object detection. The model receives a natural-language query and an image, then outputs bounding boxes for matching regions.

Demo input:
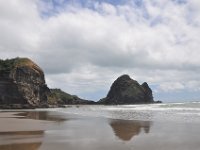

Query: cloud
[159,82,185,92]
[0,0,200,101]
[0,0,42,58]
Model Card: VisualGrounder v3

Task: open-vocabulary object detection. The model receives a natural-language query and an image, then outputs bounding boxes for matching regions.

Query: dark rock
[48,88,96,105]
[141,82,154,103]
[154,100,162,103]
[0,57,50,108]
[99,74,155,104]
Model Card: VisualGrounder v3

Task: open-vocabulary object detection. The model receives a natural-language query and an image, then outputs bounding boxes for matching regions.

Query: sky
[0,0,200,102]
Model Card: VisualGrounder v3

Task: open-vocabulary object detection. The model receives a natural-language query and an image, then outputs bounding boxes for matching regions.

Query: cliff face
[0,58,50,108]
[99,74,154,104]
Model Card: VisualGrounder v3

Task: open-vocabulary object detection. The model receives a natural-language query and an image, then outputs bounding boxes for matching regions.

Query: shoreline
[1,105,200,150]
[0,101,162,109]
[0,112,53,132]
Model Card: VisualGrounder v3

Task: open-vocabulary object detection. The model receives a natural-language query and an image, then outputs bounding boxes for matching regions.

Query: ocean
[52,102,200,122]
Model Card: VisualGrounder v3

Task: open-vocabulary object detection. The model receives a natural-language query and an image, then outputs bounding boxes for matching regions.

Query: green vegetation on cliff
[48,89,78,105]
[0,58,15,72]
[0,57,27,69]
[48,89,96,105]
[0,57,42,75]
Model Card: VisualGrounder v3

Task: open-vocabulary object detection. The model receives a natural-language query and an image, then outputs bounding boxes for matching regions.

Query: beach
[1,103,200,150]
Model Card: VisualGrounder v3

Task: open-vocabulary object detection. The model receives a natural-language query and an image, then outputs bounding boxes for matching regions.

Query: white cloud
[0,0,42,58]
[0,0,200,101]
[159,82,185,92]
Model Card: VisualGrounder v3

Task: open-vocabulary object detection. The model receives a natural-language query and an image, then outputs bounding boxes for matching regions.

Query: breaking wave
[54,102,200,123]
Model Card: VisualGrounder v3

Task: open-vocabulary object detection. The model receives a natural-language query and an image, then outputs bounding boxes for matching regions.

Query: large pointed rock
[99,74,154,104]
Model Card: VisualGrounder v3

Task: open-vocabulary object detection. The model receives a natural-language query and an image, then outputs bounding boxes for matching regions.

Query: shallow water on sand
[1,103,200,150]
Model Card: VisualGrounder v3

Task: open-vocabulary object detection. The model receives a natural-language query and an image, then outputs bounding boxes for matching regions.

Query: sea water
[53,102,200,123]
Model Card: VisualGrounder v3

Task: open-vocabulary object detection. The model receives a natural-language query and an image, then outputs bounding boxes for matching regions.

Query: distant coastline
[0,57,161,109]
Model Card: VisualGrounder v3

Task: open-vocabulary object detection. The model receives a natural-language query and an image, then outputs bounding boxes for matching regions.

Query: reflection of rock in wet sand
[0,142,42,150]
[110,120,151,141]
[16,111,66,122]
[0,130,44,150]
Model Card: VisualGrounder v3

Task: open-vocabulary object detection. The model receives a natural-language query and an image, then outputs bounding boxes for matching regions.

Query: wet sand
[0,109,200,150]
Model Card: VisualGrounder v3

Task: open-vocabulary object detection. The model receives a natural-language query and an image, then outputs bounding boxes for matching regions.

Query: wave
[51,102,200,123]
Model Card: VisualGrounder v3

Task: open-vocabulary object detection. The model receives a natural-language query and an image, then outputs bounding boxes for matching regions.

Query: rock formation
[0,58,158,108]
[0,57,96,108]
[99,74,154,104]
[0,57,50,108]
[48,88,96,105]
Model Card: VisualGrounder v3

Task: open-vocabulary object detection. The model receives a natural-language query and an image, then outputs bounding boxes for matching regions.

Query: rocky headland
[0,57,159,108]
[0,58,94,108]
[0,58,50,108]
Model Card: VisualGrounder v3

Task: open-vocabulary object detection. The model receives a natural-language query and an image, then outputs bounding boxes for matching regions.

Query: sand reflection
[0,111,68,150]
[0,130,44,150]
[16,111,66,122]
[110,119,151,141]
[0,142,42,150]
